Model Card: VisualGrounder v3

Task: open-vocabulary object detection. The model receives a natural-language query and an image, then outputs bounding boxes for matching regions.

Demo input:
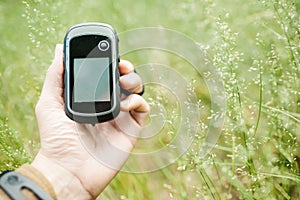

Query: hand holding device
[33,44,149,199]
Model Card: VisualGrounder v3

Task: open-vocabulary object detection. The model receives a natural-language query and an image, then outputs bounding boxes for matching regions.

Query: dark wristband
[0,170,53,200]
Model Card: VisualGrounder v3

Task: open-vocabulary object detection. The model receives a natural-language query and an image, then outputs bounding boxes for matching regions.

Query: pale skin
[31,44,150,199]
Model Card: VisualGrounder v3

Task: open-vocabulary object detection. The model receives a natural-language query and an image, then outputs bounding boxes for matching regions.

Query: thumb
[40,44,64,104]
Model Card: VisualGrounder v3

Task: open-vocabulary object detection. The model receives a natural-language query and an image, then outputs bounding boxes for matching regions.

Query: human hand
[32,44,150,199]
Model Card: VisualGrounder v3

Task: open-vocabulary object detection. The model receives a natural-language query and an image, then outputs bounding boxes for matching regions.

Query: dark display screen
[70,35,113,113]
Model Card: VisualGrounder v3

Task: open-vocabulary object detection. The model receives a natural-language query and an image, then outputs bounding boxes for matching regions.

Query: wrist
[31,152,92,200]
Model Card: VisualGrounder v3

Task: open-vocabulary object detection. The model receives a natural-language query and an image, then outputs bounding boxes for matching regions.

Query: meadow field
[0,0,299,199]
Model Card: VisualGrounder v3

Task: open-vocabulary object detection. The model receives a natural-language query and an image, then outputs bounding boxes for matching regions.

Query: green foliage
[0,118,32,172]
[0,0,299,199]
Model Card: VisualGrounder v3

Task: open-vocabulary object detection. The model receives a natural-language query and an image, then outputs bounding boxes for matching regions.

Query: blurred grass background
[0,0,299,199]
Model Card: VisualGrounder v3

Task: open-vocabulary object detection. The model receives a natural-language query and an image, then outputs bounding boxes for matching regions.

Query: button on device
[98,40,109,51]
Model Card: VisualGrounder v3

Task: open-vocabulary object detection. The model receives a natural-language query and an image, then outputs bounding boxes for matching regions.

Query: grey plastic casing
[63,23,120,124]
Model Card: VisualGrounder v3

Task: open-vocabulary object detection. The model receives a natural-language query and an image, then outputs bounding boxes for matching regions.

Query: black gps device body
[64,23,120,123]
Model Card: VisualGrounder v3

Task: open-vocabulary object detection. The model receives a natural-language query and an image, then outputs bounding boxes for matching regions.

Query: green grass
[0,0,299,199]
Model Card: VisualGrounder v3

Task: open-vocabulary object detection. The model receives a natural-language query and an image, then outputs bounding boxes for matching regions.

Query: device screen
[70,35,113,113]
[74,57,110,102]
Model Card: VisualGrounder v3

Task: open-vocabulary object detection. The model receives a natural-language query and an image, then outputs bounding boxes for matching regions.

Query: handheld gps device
[64,23,120,124]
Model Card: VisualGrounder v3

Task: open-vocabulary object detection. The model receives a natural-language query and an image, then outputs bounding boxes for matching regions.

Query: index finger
[119,60,134,75]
